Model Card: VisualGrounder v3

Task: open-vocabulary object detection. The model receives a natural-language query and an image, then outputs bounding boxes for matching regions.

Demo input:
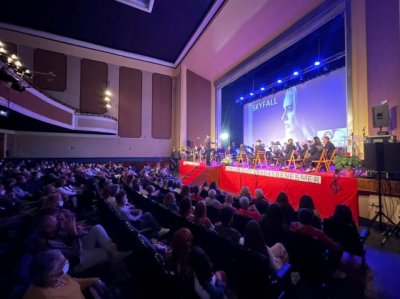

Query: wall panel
[152,73,172,139]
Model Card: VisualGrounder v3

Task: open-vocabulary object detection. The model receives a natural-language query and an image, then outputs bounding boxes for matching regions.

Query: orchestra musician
[204,135,215,166]
[252,139,266,164]
[322,136,336,159]
[278,138,296,169]
[304,136,324,172]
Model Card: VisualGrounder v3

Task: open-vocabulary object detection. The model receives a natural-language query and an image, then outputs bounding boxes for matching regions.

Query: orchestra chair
[286,150,302,169]
[237,152,249,166]
[311,149,327,172]
[324,148,337,173]
[253,150,267,168]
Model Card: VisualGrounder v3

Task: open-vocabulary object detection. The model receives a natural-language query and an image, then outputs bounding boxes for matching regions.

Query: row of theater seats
[141,181,369,285]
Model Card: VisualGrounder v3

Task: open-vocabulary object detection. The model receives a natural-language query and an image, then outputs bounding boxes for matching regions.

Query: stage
[179,161,359,223]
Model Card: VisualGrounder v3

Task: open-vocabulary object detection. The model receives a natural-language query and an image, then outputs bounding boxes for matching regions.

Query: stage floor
[179,161,359,223]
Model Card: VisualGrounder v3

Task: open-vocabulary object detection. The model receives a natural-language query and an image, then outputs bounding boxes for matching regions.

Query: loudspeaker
[383,143,400,173]
[364,143,384,171]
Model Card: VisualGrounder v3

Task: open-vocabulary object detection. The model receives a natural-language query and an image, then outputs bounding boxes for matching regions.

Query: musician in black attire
[299,141,309,159]
[278,139,296,169]
[304,136,324,172]
[322,136,336,159]
[204,135,214,166]
[170,147,180,174]
[254,140,265,156]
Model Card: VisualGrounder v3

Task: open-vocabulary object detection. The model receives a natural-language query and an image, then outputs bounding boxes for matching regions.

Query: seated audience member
[115,191,169,237]
[194,201,214,229]
[260,204,288,247]
[28,213,132,273]
[166,228,195,298]
[105,184,119,207]
[163,192,179,212]
[323,205,363,256]
[8,177,31,200]
[180,185,191,200]
[295,195,321,229]
[252,189,270,215]
[222,194,237,212]
[191,186,203,202]
[179,197,195,221]
[275,192,296,227]
[145,184,160,199]
[190,246,227,299]
[238,196,261,221]
[23,249,105,299]
[214,207,242,243]
[291,209,342,254]
[206,189,222,208]
[209,181,221,194]
[199,182,209,199]
[239,186,252,200]
[243,220,289,272]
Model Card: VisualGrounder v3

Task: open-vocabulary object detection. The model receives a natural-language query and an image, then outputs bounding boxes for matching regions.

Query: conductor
[204,135,214,166]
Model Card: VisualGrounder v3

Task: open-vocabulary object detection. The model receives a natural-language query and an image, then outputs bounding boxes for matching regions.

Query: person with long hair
[304,136,324,172]
[194,201,214,229]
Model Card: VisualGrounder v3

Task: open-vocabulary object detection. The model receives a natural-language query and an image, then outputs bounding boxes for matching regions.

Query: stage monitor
[372,104,390,128]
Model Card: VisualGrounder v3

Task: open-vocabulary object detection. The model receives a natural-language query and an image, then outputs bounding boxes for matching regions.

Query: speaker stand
[367,171,395,232]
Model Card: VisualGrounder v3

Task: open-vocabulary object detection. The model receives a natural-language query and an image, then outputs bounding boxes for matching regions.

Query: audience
[206,189,222,208]
[23,249,105,299]
[179,197,195,221]
[238,196,261,221]
[194,201,214,229]
[163,192,179,212]
[252,188,270,215]
[214,207,242,243]
[276,192,296,227]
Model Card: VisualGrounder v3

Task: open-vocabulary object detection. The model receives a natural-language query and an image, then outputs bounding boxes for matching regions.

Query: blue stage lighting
[240,97,244,100]
[293,71,299,76]
[277,79,282,84]
[250,92,254,96]
[314,61,320,66]
[260,87,265,91]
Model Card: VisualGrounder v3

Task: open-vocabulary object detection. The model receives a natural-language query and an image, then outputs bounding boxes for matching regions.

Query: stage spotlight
[250,92,254,96]
[105,89,112,97]
[293,71,299,76]
[220,132,229,140]
[105,103,111,109]
[277,79,282,84]
[260,87,265,91]
[240,97,244,100]
[104,96,111,102]
[314,61,320,66]
[0,47,6,55]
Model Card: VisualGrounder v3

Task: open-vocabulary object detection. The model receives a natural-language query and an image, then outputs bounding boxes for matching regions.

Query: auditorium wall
[365,0,400,137]
[0,28,179,158]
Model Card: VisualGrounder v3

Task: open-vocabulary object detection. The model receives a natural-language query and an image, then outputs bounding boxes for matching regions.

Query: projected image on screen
[244,68,347,147]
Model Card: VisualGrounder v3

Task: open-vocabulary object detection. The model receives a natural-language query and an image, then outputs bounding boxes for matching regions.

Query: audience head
[219,207,234,226]
[254,189,265,200]
[145,185,155,195]
[298,208,314,225]
[115,190,127,206]
[240,186,251,198]
[29,249,69,288]
[276,192,290,207]
[224,194,234,206]
[209,181,218,191]
[192,185,200,195]
[244,220,267,255]
[180,185,190,197]
[194,200,207,220]
[179,197,193,218]
[262,203,284,228]
[170,228,193,265]
[332,204,353,224]
[208,189,217,199]
[164,192,176,206]
[298,195,315,210]
[239,196,250,210]
[107,184,120,198]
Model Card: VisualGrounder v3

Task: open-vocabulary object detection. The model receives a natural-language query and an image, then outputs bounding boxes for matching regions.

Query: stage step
[182,166,220,186]
[181,164,205,185]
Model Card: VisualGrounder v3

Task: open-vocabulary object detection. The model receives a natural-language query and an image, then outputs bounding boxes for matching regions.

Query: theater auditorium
[0,0,399,298]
